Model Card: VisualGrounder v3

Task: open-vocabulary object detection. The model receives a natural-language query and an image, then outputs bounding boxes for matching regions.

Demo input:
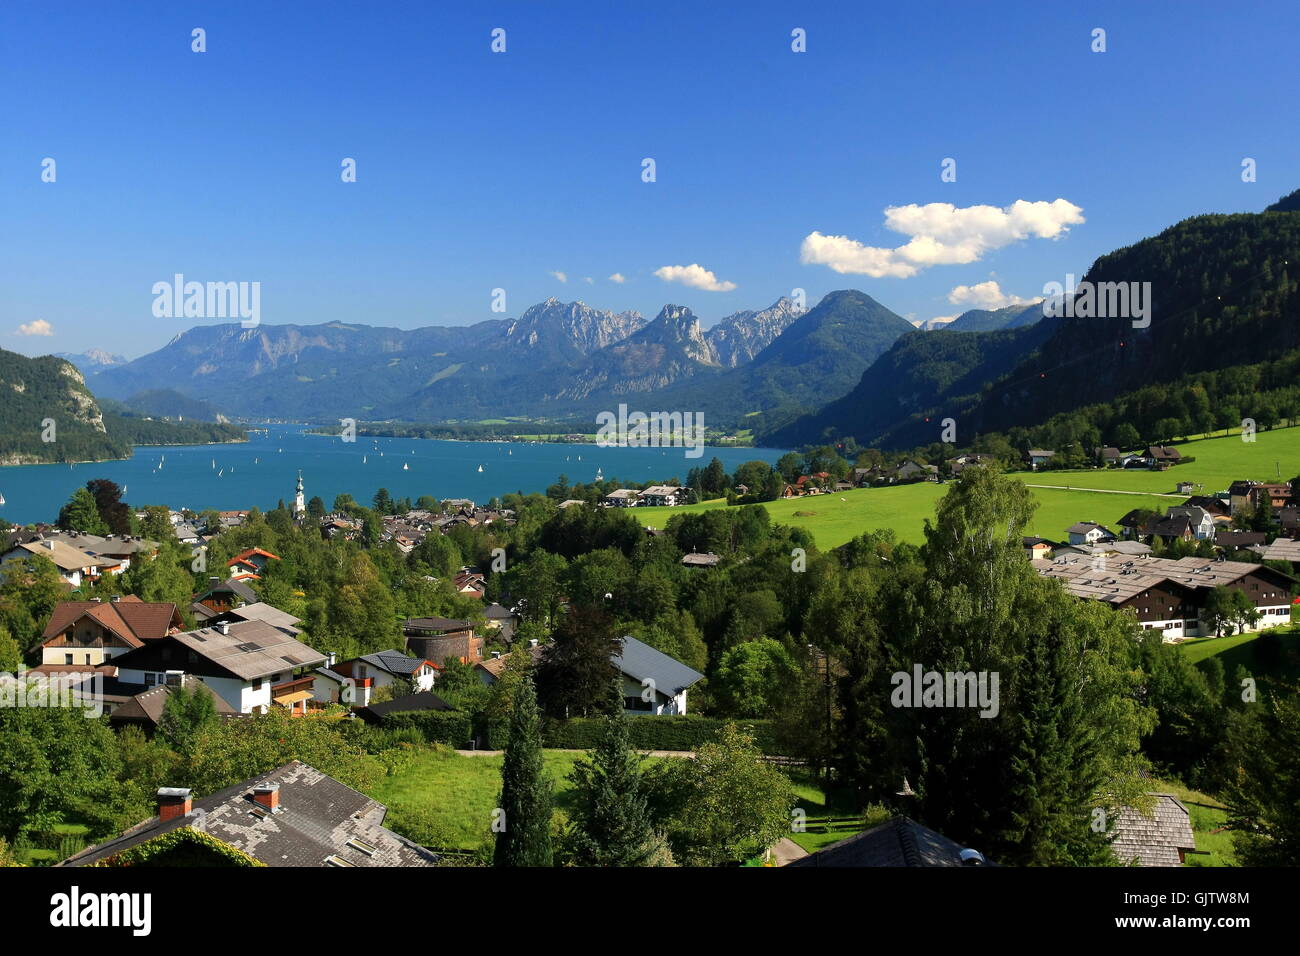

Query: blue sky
[2,0,1296,358]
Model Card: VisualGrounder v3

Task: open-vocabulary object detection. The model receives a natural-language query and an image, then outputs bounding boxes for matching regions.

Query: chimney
[252,783,280,811]
[491,651,501,659]
[209,576,219,587]
[157,787,192,822]
[218,622,230,635]
[529,639,538,648]
[110,594,121,603]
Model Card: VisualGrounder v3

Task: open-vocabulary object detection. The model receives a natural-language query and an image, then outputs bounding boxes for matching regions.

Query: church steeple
[293,470,305,517]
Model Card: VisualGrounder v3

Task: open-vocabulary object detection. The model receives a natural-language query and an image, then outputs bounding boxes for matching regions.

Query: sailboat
[0,492,7,505]
[217,469,224,478]
[477,465,484,473]
[211,459,215,468]
[403,462,409,471]
[363,455,368,464]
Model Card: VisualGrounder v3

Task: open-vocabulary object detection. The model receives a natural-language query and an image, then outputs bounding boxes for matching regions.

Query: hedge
[373,710,474,747]
[541,715,782,754]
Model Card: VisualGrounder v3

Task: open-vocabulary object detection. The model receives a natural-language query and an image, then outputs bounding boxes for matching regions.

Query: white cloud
[801,198,1084,278]
[608,273,626,284]
[653,263,736,292]
[549,270,568,283]
[947,280,1030,310]
[583,276,594,285]
[16,319,54,336]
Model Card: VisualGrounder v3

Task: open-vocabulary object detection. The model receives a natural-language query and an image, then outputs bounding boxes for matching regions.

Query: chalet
[1025,449,1055,470]
[1181,495,1231,521]
[892,461,938,482]
[475,641,546,685]
[1280,505,1300,537]
[217,510,251,529]
[557,499,587,510]
[324,650,439,708]
[602,489,641,508]
[614,635,704,715]
[109,619,328,714]
[37,596,183,667]
[0,537,120,588]
[1111,794,1198,867]
[1116,508,1154,540]
[1065,522,1117,546]
[403,616,483,665]
[1260,537,1300,565]
[639,485,688,508]
[1093,446,1122,466]
[681,552,722,568]
[787,816,992,867]
[948,453,993,475]
[1033,554,1295,640]
[1148,445,1182,467]
[226,547,280,579]
[192,575,258,618]
[452,570,486,598]
[60,761,439,867]
[1165,505,1217,540]
[1227,481,1290,515]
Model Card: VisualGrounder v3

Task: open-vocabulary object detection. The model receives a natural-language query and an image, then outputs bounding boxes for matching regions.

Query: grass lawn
[368,747,672,852]
[1175,624,1300,688]
[1148,779,1236,867]
[784,772,887,854]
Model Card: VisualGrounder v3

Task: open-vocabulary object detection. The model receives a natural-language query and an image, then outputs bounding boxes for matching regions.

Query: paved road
[456,748,696,758]
[1026,483,1184,497]
[769,837,809,866]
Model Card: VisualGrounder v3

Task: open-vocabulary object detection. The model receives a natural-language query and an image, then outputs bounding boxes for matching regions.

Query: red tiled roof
[40,598,181,647]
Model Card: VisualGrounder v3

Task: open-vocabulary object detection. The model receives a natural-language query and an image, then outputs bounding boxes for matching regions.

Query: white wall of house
[618,673,687,716]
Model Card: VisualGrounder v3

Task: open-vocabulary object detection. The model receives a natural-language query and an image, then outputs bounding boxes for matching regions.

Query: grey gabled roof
[357,649,428,676]
[612,635,703,695]
[1111,794,1196,867]
[787,816,992,867]
[59,761,439,868]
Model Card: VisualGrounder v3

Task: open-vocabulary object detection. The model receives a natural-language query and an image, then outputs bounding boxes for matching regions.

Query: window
[65,654,73,665]
[324,855,356,867]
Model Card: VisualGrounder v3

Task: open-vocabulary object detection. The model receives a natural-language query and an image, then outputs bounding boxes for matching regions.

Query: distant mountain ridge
[88,291,912,427]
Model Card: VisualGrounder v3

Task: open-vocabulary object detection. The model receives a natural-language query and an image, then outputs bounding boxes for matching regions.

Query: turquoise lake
[0,423,788,524]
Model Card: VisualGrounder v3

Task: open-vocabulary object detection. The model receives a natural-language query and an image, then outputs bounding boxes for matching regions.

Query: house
[1033,554,1295,640]
[1026,449,1056,470]
[0,537,121,588]
[1094,446,1122,466]
[1181,495,1232,522]
[59,761,440,867]
[1148,445,1182,467]
[192,575,259,618]
[482,602,519,642]
[109,619,328,714]
[614,634,704,715]
[602,488,642,508]
[1056,541,1152,560]
[403,617,482,665]
[226,547,280,579]
[948,453,992,475]
[1279,505,1299,537]
[326,649,439,708]
[475,641,546,685]
[1148,513,1195,545]
[202,601,303,636]
[1226,481,1290,515]
[1260,537,1300,565]
[1111,794,1198,867]
[1214,530,1267,553]
[216,510,251,529]
[452,571,486,598]
[681,552,722,568]
[557,499,587,510]
[1065,522,1117,546]
[1116,508,1155,540]
[786,816,992,867]
[892,461,938,482]
[356,690,456,726]
[1165,505,1216,540]
[108,675,238,732]
[639,485,688,507]
[37,596,183,667]
[1022,537,1055,559]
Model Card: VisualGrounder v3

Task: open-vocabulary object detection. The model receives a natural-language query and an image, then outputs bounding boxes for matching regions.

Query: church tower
[293,470,305,517]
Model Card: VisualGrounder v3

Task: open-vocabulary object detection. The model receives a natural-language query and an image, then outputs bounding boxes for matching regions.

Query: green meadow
[637,425,1300,550]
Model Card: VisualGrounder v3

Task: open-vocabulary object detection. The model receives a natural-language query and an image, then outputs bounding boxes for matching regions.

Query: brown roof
[40,597,181,648]
[110,676,238,726]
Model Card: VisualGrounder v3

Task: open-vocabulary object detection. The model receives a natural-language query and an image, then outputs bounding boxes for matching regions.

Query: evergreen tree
[58,487,108,535]
[535,604,621,719]
[493,674,554,867]
[564,684,660,866]
[157,681,219,756]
